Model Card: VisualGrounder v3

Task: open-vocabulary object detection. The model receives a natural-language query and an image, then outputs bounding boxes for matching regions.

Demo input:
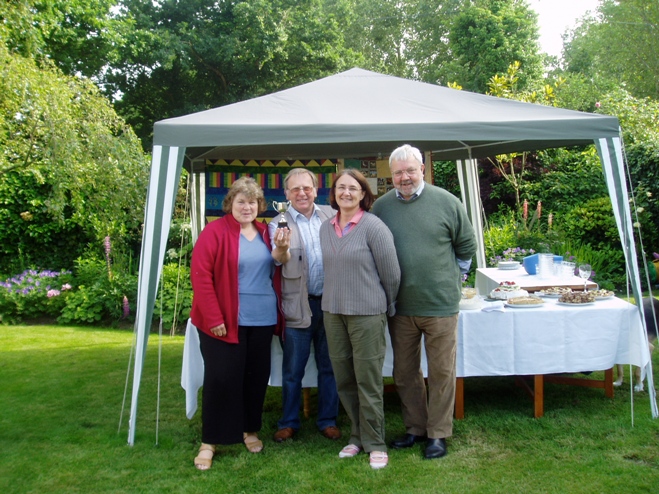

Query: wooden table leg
[455,377,464,419]
[303,388,310,419]
[534,375,544,418]
[604,367,614,398]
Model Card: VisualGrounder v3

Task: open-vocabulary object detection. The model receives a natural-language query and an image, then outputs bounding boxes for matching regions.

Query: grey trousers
[323,312,387,452]
[388,314,458,439]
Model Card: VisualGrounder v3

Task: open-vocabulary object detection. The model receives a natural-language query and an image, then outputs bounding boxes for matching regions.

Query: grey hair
[389,144,424,167]
[284,167,318,188]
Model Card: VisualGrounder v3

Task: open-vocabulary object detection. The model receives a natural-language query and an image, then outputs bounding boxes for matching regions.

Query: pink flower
[523,199,528,220]
[548,213,553,227]
[47,289,61,298]
[104,236,113,279]
[595,101,601,108]
[123,295,130,318]
[61,283,72,291]
[104,236,111,256]
[536,201,542,219]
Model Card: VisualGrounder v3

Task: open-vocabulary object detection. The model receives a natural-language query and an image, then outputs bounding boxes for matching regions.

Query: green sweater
[371,184,477,317]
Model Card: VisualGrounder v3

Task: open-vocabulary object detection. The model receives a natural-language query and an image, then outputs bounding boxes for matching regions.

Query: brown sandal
[243,433,263,453]
[194,443,215,470]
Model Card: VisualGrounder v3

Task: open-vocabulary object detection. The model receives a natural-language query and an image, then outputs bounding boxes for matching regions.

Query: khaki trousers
[388,314,458,439]
[324,312,387,452]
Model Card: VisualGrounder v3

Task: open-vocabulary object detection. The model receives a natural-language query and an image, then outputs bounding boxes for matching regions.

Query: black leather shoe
[424,438,447,459]
[390,433,427,449]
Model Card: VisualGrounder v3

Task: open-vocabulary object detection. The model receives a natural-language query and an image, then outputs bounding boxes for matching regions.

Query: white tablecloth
[456,296,648,376]
[182,297,649,418]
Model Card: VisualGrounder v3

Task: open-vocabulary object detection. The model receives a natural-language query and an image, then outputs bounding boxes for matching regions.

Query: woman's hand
[209,324,227,337]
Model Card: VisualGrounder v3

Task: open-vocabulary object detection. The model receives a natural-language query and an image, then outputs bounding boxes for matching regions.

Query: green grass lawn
[1,324,659,494]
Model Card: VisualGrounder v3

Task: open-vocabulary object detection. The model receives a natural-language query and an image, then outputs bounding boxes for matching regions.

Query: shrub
[627,143,659,254]
[58,258,137,325]
[554,241,626,291]
[484,206,564,266]
[561,197,621,252]
[0,269,73,323]
[524,146,608,216]
[153,263,192,333]
[432,160,462,199]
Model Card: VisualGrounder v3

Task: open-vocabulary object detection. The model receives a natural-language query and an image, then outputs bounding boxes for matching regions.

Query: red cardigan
[190,214,284,343]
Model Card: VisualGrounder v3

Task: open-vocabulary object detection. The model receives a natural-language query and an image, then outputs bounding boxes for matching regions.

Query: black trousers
[198,325,274,445]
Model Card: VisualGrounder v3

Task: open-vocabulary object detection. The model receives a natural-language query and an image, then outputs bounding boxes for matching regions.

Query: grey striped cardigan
[319,212,400,316]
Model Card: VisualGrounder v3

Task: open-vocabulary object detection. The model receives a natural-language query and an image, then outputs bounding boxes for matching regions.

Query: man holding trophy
[269,168,341,443]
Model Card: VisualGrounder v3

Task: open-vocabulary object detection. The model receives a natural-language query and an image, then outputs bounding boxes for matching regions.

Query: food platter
[504,302,544,308]
[558,292,596,304]
[537,287,572,298]
[590,289,615,300]
[557,301,596,307]
[536,293,562,298]
[504,296,545,308]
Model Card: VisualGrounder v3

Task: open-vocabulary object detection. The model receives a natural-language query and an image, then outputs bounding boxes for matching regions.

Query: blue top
[238,233,277,326]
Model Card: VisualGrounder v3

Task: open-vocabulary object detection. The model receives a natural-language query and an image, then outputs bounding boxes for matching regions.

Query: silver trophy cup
[272,201,289,229]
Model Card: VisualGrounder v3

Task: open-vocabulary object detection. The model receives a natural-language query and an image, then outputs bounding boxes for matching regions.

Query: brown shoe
[321,425,341,440]
[273,427,296,442]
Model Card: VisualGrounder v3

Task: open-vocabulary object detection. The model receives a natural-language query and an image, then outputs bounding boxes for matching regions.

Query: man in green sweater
[371,144,477,460]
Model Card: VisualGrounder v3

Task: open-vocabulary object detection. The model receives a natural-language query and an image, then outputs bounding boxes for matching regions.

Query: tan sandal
[243,433,263,453]
[194,443,215,470]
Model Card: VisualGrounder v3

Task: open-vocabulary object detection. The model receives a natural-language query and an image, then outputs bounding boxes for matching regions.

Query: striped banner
[207,171,336,190]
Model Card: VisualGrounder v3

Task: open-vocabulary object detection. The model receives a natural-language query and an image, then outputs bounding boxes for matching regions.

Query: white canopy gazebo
[127,68,656,444]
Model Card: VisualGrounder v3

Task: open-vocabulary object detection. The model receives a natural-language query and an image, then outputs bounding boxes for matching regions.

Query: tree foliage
[102,0,361,146]
[562,0,659,100]
[0,42,149,274]
[0,0,122,77]
[445,0,543,92]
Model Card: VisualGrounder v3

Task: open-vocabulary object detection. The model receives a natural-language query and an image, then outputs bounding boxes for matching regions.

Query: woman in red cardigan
[190,177,287,470]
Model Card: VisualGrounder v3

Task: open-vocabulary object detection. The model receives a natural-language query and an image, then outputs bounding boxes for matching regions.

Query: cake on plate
[506,296,544,306]
[489,281,529,300]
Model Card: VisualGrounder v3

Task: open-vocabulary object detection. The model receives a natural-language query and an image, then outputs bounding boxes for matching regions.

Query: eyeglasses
[336,186,362,193]
[392,167,421,178]
[287,186,314,194]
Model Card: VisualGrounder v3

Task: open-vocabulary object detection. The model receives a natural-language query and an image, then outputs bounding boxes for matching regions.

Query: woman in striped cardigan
[319,169,400,470]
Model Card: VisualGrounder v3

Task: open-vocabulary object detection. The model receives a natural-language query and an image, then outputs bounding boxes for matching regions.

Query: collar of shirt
[330,208,365,237]
[288,203,319,223]
[395,180,425,201]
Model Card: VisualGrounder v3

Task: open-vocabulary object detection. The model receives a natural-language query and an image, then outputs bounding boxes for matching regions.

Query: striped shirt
[289,206,324,296]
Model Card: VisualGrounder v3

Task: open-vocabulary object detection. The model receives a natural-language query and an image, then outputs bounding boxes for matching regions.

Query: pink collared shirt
[330,209,365,237]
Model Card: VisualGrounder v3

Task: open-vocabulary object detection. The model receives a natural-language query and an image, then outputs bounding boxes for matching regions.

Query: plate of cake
[504,296,545,308]
[537,287,572,298]
[557,291,596,305]
[489,281,528,300]
[590,289,615,300]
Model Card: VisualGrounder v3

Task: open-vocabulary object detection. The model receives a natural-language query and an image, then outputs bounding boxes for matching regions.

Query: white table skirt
[182,297,648,418]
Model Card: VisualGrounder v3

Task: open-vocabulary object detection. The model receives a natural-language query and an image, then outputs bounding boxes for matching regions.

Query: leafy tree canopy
[445,0,543,93]
[562,0,659,100]
[0,0,123,77]
[103,0,362,147]
[0,41,149,273]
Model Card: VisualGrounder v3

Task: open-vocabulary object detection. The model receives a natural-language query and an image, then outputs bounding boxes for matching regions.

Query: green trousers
[323,312,387,453]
